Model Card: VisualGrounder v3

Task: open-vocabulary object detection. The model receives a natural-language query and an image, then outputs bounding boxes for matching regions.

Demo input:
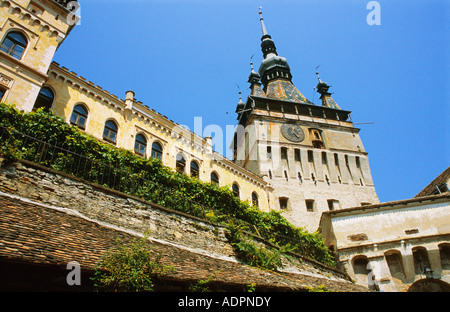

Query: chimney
[125,90,135,110]
[205,136,213,154]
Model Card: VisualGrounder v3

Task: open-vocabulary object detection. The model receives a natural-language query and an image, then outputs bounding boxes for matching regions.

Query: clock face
[281,123,305,142]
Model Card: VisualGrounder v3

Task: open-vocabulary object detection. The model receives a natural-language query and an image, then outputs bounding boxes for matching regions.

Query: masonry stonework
[0,159,368,291]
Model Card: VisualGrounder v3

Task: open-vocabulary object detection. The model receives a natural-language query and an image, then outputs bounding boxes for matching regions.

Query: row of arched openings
[351,243,450,291]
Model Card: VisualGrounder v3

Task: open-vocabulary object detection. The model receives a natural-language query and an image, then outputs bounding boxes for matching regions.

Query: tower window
[309,129,325,149]
[103,120,118,144]
[176,154,186,174]
[232,183,240,199]
[210,171,219,186]
[151,142,163,161]
[284,170,288,181]
[308,150,314,163]
[281,147,288,160]
[70,104,88,129]
[322,152,328,165]
[279,197,289,210]
[1,31,28,60]
[190,160,200,178]
[268,169,272,179]
[267,146,272,159]
[294,149,301,162]
[327,199,339,211]
[33,87,54,112]
[305,199,315,212]
[134,134,147,157]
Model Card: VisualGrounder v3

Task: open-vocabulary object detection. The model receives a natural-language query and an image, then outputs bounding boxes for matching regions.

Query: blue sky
[54,0,449,203]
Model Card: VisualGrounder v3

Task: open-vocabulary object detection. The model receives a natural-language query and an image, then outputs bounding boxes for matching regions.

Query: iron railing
[0,124,338,269]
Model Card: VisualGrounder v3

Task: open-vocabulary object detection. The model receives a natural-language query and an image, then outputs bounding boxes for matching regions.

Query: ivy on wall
[0,103,335,267]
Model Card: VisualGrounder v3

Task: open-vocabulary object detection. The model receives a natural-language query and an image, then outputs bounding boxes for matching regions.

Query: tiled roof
[415,166,450,198]
[0,194,367,292]
[265,80,309,103]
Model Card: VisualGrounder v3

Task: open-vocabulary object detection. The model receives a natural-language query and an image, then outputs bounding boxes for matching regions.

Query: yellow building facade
[35,60,273,212]
[0,0,75,111]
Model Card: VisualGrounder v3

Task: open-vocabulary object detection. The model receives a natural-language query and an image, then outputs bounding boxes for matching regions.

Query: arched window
[252,192,259,208]
[210,172,219,186]
[70,104,88,129]
[384,250,406,282]
[190,160,199,178]
[134,134,147,157]
[439,243,450,273]
[103,120,118,144]
[151,142,163,161]
[351,255,377,290]
[1,31,27,59]
[232,183,240,199]
[412,247,431,276]
[176,154,186,174]
[33,87,54,112]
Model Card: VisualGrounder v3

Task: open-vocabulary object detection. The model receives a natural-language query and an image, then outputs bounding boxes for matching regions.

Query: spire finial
[315,65,323,83]
[316,71,323,83]
[258,6,268,36]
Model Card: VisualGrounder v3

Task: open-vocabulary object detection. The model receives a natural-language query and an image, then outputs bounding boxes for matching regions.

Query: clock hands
[292,127,302,138]
[282,123,304,142]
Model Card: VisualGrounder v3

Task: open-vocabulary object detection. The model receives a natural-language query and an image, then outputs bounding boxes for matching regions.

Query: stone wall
[0,159,354,285]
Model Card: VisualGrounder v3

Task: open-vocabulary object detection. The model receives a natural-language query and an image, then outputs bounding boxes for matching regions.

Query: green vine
[226,223,285,271]
[0,103,335,267]
[91,235,175,292]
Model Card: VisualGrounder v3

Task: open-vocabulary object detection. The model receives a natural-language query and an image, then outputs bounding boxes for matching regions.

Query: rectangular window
[334,153,339,166]
[322,152,327,165]
[306,199,315,212]
[267,146,272,159]
[281,147,288,160]
[308,150,314,163]
[294,149,301,162]
[327,199,339,211]
[279,197,289,210]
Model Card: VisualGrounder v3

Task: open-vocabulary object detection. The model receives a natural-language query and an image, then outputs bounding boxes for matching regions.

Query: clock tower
[233,9,379,231]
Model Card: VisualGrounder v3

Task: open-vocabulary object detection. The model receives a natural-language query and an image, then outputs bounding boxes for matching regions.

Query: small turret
[248,62,265,97]
[315,72,342,110]
[235,91,245,113]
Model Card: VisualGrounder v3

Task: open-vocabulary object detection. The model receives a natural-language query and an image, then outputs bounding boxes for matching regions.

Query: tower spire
[258,7,278,58]
[258,7,269,37]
